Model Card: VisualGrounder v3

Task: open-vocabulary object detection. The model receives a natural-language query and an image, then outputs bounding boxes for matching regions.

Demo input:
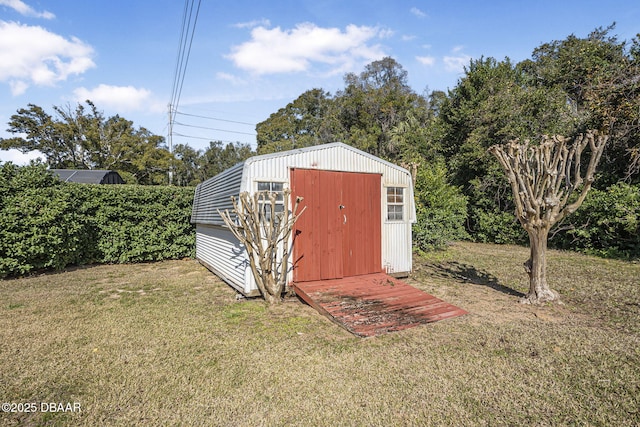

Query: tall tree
[1,104,73,167]
[489,131,608,303]
[256,89,339,154]
[524,24,640,182]
[389,90,446,166]
[1,101,172,184]
[439,56,577,242]
[441,56,576,186]
[172,143,202,186]
[337,57,428,160]
[199,141,254,180]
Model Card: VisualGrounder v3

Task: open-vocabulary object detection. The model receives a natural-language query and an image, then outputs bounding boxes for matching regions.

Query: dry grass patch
[1,244,639,426]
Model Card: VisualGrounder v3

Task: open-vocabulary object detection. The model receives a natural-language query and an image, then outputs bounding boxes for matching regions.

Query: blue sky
[1,0,638,165]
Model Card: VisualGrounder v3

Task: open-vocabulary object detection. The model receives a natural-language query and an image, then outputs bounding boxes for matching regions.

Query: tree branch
[218,189,305,302]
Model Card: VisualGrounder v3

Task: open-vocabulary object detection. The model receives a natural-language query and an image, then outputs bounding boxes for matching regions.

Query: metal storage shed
[191,142,416,297]
[51,169,125,184]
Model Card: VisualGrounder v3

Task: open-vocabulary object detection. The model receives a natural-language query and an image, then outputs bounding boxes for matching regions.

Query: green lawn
[1,242,638,426]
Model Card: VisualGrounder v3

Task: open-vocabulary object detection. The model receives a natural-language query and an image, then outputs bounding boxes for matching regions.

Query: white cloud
[73,84,151,111]
[0,148,43,165]
[416,56,435,66]
[443,52,471,72]
[226,23,387,75]
[233,18,271,29]
[410,7,427,18]
[378,28,394,39]
[0,0,55,19]
[0,21,95,95]
[216,72,246,85]
[442,46,471,72]
[9,79,28,95]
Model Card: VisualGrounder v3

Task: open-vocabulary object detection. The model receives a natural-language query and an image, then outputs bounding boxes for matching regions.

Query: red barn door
[291,169,381,282]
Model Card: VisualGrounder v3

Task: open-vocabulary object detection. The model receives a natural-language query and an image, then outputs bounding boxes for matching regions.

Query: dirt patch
[409,245,599,328]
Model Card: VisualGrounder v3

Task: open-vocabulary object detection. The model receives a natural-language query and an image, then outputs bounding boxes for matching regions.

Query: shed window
[257,181,284,220]
[387,187,404,221]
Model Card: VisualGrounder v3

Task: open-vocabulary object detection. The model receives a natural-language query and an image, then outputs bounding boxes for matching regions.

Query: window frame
[255,181,286,221]
[386,186,405,222]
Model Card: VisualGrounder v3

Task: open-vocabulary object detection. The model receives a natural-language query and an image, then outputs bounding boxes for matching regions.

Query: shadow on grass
[425,261,525,298]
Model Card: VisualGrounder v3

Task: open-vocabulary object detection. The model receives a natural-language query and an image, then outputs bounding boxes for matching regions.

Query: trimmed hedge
[0,163,195,278]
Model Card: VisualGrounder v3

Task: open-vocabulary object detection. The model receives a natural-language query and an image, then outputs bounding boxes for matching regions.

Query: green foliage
[199,141,254,179]
[526,24,640,183]
[412,161,469,251]
[85,185,196,263]
[338,57,429,160]
[435,26,640,252]
[172,141,254,186]
[469,207,527,245]
[0,163,195,278]
[464,173,527,245]
[0,164,92,276]
[172,143,202,186]
[0,100,172,185]
[552,183,640,258]
[256,88,338,154]
[440,56,579,192]
[256,58,430,163]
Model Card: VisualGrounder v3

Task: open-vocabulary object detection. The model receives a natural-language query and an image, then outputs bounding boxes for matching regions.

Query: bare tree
[489,131,608,304]
[218,189,305,304]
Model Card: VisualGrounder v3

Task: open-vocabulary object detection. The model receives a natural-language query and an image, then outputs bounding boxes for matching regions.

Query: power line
[168,0,202,184]
[173,133,256,146]
[169,2,189,111]
[175,110,256,127]
[178,105,265,123]
[174,121,257,136]
[169,0,202,113]
[174,133,220,141]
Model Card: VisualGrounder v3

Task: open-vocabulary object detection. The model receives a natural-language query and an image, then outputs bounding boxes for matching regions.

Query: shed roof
[241,142,407,171]
[51,169,125,184]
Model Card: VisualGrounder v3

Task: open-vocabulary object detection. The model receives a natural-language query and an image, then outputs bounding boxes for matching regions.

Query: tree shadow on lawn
[424,261,525,298]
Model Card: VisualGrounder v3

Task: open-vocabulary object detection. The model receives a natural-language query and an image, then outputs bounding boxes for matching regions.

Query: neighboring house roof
[50,169,125,184]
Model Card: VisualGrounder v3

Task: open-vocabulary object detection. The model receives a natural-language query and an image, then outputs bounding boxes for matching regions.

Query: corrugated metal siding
[191,162,245,225]
[195,224,257,294]
[382,222,413,275]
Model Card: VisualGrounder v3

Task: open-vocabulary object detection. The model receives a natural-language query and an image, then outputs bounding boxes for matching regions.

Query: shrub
[86,185,195,263]
[413,160,469,251]
[464,176,527,245]
[552,183,640,259]
[469,208,527,244]
[0,163,195,278]
[0,164,87,276]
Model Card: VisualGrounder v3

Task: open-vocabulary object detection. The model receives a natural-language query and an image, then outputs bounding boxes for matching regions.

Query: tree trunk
[522,227,560,304]
[262,269,281,304]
